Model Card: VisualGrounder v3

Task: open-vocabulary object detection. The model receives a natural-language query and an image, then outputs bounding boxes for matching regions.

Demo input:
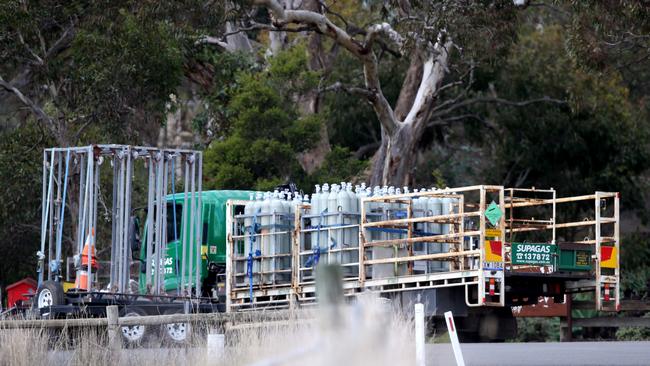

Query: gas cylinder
[337,182,351,267]
[243,193,256,285]
[311,185,321,251]
[326,184,339,264]
[427,190,443,272]
[440,196,454,272]
[269,190,286,284]
[260,192,272,283]
[318,184,330,254]
[412,189,428,274]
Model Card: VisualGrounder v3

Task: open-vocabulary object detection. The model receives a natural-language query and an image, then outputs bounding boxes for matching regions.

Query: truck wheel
[120,306,154,346]
[161,309,191,345]
[34,281,64,317]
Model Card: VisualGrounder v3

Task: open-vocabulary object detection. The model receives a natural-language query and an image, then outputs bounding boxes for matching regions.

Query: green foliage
[268,45,320,94]
[309,146,368,186]
[487,25,650,203]
[0,124,51,287]
[620,232,650,298]
[192,50,257,137]
[204,45,329,191]
[1,0,228,144]
[514,317,560,342]
[616,314,650,340]
[565,1,650,97]
[71,11,184,129]
[285,115,323,152]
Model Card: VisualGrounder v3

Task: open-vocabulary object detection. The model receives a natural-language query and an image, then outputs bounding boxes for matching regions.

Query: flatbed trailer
[225,185,620,340]
[42,291,224,317]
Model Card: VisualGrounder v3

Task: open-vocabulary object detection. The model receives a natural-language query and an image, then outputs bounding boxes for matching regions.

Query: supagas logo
[512,242,555,265]
[518,244,552,253]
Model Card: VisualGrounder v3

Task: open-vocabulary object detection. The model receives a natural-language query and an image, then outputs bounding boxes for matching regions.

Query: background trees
[0,1,649,302]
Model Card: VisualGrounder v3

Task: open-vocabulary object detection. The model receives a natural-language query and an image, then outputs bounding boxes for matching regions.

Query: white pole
[415,303,426,366]
[444,311,466,366]
[206,332,225,363]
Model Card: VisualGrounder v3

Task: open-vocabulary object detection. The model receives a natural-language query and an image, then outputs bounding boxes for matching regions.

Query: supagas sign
[511,243,555,265]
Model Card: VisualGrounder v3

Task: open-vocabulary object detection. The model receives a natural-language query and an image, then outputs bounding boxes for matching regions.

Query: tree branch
[428,113,497,131]
[198,22,314,52]
[354,141,381,159]
[364,23,404,53]
[195,35,231,50]
[318,82,374,98]
[255,0,400,134]
[0,75,56,133]
[45,25,75,61]
[430,95,566,120]
[316,0,348,30]
[17,31,44,65]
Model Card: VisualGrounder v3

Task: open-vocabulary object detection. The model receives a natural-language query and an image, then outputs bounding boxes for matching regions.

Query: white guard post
[206,331,225,360]
[444,311,466,366]
[415,303,425,366]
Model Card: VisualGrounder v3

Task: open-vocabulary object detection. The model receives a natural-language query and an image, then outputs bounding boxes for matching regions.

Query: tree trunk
[294,0,331,173]
[368,39,451,187]
[369,123,420,187]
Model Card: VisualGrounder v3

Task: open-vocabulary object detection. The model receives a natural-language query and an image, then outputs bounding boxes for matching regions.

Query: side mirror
[129,216,141,258]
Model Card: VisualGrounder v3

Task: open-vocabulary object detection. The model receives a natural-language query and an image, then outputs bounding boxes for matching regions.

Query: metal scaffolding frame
[38,145,203,297]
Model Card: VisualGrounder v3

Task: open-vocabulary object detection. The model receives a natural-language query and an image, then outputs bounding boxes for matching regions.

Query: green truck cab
[138,190,254,295]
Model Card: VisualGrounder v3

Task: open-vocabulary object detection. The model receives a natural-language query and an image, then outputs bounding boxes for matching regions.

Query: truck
[31,145,620,343]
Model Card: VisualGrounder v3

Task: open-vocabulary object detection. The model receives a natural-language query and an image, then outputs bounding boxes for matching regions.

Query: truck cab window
[167,203,182,243]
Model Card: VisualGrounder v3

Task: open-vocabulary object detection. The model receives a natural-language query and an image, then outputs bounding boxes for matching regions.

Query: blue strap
[366,227,440,236]
[394,210,408,219]
[247,209,261,302]
[54,151,71,277]
[330,237,337,249]
[306,209,327,268]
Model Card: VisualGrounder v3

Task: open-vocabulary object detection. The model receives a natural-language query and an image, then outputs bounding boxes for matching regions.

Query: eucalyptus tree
[211,0,559,186]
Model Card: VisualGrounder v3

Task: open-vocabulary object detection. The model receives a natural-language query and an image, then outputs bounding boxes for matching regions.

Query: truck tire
[161,309,191,345]
[34,281,64,317]
[120,306,154,346]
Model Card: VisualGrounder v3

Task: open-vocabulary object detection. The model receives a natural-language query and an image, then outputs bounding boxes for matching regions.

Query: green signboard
[512,243,555,265]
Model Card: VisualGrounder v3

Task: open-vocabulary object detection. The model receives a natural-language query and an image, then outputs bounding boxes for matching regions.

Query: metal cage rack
[39,145,204,298]
[226,185,620,313]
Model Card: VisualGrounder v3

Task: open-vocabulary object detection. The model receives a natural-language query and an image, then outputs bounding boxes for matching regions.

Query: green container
[557,242,592,271]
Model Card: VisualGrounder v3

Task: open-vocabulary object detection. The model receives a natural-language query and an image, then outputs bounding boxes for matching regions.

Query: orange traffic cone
[81,228,98,270]
[75,228,98,290]
[74,270,89,289]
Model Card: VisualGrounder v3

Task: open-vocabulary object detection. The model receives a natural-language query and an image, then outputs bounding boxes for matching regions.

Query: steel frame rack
[504,188,620,311]
[39,144,203,298]
[226,185,620,312]
[226,186,507,311]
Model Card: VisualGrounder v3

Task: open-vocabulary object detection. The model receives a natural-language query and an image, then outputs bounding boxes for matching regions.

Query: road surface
[46,341,650,365]
[427,341,650,366]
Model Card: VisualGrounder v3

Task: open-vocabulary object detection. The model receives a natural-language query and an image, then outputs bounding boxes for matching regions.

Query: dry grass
[0,295,415,366]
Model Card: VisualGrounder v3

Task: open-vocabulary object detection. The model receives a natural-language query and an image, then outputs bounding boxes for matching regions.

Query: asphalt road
[46,341,650,365]
[427,341,650,366]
